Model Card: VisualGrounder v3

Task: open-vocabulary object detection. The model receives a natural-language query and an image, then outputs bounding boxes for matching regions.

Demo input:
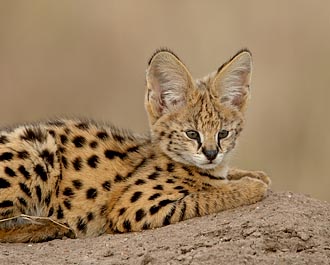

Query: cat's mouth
[198,161,219,170]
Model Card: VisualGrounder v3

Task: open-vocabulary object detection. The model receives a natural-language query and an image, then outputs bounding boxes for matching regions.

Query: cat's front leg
[227,168,271,185]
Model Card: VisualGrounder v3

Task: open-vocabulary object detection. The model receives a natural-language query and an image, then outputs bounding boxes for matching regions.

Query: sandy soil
[0,191,329,265]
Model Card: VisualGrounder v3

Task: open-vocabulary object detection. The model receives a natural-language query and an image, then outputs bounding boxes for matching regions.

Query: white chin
[197,163,219,170]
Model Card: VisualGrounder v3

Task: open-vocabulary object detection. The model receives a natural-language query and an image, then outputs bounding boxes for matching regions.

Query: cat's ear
[145,49,194,123]
[212,50,252,112]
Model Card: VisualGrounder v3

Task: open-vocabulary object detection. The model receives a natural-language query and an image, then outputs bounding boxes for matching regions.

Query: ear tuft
[213,49,253,112]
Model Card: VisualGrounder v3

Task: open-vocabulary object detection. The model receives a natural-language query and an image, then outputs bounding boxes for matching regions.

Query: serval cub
[0,49,270,243]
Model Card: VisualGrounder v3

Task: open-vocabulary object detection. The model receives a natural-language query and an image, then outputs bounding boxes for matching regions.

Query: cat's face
[150,80,244,170]
[145,49,251,170]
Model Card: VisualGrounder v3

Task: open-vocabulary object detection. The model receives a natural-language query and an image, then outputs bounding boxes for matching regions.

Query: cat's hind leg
[0,215,75,243]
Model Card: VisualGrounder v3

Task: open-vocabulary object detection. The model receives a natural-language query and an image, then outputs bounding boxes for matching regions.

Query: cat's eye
[218,130,229,140]
[185,130,200,141]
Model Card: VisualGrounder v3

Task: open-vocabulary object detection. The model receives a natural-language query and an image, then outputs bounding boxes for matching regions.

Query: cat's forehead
[187,91,222,131]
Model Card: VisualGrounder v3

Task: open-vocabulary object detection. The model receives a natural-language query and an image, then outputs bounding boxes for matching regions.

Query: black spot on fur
[72,136,86,148]
[34,164,48,181]
[159,199,176,207]
[131,191,143,203]
[0,135,9,144]
[63,187,74,197]
[104,149,126,160]
[57,205,64,219]
[198,171,218,180]
[182,166,194,176]
[41,149,54,168]
[56,185,60,197]
[126,146,139,153]
[86,188,97,199]
[0,209,13,217]
[100,205,107,216]
[179,201,186,221]
[72,179,83,190]
[179,190,190,196]
[48,129,55,137]
[163,206,176,226]
[59,147,66,153]
[0,178,10,189]
[126,171,133,178]
[48,207,54,217]
[153,184,163,190]
[148,172,159,180]
[0,200,13,208]
[142,222,150,230]
[87,212,94,221]
[195,201,201,217]
[17,151,29,159]
[0,152,13,161]
[61,156,68,169]
[149,205,160,215]
[18,165,30,179]
[19,183,32,198]
[166,179,175,184]
[72,157,83,171]
[76,217,87,233]
[135,209,146,222]
[89,141,98,149]
[60,135,68,145]
[45,192,51,207]
[148,193,161,201]
[114,174,124,182]
[5,167,16,177]
[18,197,27,207]
[167,163,175,172]
[87,155,99,168]
[96,131,109,140]
[174,186,184,190]
[63,199,71,210]
[118,207,126,216]
[135,179,146,185]
[113,134,125,143]
[123,220,131,232]
[102,181,111,191]
[76,122,89,130]
[21,127,47,143]
[155,166,162,171]
[35,185,42,202]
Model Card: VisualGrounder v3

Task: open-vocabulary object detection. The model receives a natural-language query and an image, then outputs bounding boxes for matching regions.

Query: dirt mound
[1,191,329,265]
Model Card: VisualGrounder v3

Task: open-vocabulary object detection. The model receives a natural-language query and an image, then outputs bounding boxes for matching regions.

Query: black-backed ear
[145,49,194,124]
[212,50,252,112]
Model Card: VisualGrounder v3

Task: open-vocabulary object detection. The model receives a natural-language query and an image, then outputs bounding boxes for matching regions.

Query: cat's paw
[236,171,271,186]
[242,170,271,186]
[239,177,269,202]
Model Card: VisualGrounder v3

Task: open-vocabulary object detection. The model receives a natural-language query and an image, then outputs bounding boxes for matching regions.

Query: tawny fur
[0,49,270,242]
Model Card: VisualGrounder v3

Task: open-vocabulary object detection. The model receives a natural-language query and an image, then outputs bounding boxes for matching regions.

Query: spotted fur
[0,49,270,242]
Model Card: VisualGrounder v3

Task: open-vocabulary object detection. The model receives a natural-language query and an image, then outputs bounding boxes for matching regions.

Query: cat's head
[145,49,252,170]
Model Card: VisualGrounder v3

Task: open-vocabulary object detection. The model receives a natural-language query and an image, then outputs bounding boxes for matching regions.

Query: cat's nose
[202,148,218,161]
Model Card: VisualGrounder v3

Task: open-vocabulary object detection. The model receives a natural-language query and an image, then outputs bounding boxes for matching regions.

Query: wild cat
[0,49,270,242]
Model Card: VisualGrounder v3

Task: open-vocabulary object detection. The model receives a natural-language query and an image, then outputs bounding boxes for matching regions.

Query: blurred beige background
[0,1,329,201]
